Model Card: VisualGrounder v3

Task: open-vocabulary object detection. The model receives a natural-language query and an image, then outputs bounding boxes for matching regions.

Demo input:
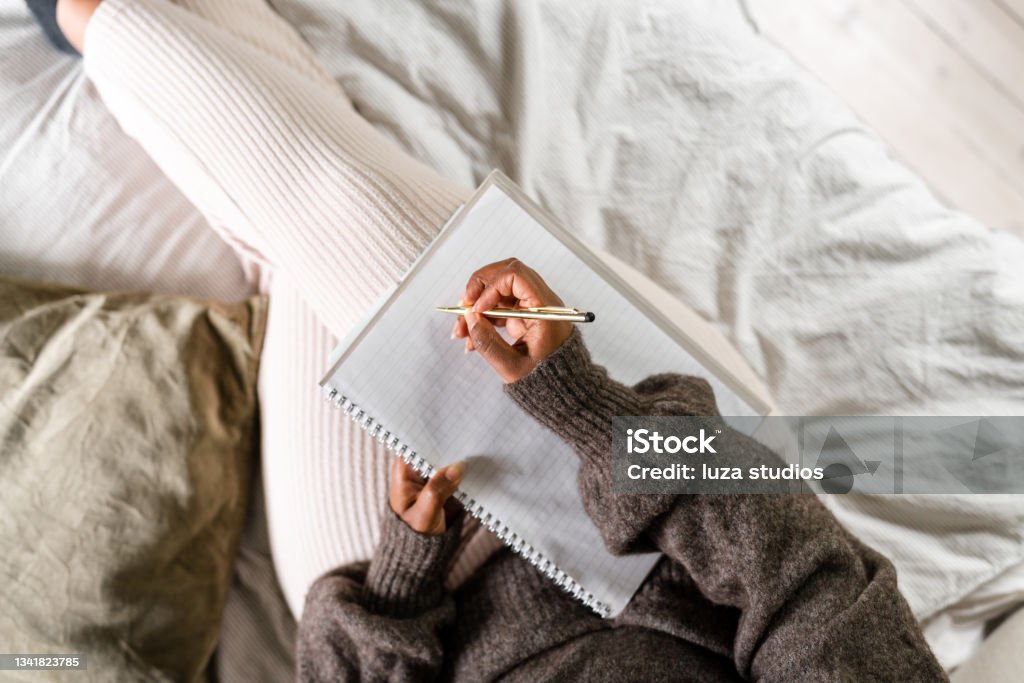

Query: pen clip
[525,306,581,314]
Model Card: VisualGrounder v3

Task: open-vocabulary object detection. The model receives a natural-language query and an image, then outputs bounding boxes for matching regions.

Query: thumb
[406,462,464,534]
[465,311,522,381]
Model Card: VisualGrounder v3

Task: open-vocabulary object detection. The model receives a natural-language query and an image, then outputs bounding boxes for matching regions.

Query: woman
[297,258,945,680]
[31,2,944,678]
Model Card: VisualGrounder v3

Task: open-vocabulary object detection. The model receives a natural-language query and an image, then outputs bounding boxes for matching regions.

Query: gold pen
[436,305,596,323]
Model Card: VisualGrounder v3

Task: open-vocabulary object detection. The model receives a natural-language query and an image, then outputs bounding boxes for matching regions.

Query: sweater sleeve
[83,0,469,340]
[296,512,461,682]
[505,331,945,682]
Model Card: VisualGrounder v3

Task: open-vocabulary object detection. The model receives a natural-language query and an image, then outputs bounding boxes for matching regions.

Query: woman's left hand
[389,457,464,536]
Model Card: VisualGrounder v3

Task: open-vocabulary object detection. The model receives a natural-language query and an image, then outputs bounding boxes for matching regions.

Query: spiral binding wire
[323,384,611,618]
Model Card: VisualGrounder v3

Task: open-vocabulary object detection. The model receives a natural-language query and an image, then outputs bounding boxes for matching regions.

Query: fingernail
[464,311,479,326]
[445,461,465,481]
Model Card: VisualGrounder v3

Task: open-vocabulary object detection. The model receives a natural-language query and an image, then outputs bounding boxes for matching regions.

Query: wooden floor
[746,0,1024,238]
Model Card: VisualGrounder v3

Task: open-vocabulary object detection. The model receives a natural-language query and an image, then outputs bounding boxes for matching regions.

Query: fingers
[462,258,563,314]
[452,316,467,341]
[453,259,569,382]
[462,258,514,307]
[452,314,507,345]
[464,311,525,382]
[457,259,561,348]
[451,296,513,343]
[505,317,529,342]
[465,316,526,353]
[472,264,539,313]
[404,462,465,535]
[389,456,423,516]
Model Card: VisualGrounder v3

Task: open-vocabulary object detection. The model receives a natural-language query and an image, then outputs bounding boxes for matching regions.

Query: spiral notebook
[320,171,767,617]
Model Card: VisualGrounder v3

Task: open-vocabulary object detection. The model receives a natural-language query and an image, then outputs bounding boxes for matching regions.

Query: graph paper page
[322,177,760,616]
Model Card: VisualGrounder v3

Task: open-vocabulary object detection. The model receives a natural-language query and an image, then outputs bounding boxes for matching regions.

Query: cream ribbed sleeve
[80,0,495,620]
[83,0,469,338]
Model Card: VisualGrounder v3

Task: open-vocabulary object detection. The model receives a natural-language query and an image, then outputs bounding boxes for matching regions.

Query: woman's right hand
[451,258,573,383]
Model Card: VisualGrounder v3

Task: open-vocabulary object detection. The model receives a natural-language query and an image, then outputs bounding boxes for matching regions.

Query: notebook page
[324,181,759,616]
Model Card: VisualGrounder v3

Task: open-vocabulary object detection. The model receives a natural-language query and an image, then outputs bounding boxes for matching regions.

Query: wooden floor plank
[902,0,1024,113]
[855,0,1024,182]
[747,0,1024,235]
[992,0,1024,26]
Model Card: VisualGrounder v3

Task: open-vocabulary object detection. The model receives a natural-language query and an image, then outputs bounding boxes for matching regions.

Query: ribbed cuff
[363,511,461,617]
[504,330,642,466]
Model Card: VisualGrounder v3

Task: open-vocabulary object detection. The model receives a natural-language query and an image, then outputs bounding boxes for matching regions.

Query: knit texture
[363,512,462,618]
[84,0,468,336]
[80,0,492,621]
[297,333,947,682]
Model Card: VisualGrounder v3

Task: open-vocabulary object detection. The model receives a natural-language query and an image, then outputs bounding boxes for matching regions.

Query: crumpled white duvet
[2,0,1022,668]
[269,0,1024,635]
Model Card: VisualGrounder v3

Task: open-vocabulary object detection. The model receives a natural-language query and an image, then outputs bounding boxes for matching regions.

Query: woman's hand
[451,258,573,383]
[389,457,464,536]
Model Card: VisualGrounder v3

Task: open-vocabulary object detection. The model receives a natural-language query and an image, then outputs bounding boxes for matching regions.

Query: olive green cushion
[0,276,267,682]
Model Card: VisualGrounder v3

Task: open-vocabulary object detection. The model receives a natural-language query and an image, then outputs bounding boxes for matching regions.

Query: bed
[2,0,1022,676]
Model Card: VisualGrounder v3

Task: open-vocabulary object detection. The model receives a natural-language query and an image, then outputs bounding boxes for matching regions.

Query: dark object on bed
[24,0,79,54]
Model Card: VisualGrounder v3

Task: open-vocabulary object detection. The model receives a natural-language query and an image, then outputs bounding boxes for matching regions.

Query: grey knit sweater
[297,332,946,682]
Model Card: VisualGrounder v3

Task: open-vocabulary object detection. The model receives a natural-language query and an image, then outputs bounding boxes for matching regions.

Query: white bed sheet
[2,0,1022,669]
[0,4,253,301]
[264,0,1024,633]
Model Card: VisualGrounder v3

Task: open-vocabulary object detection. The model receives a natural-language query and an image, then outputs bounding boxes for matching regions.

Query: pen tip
[584,312,596,322]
